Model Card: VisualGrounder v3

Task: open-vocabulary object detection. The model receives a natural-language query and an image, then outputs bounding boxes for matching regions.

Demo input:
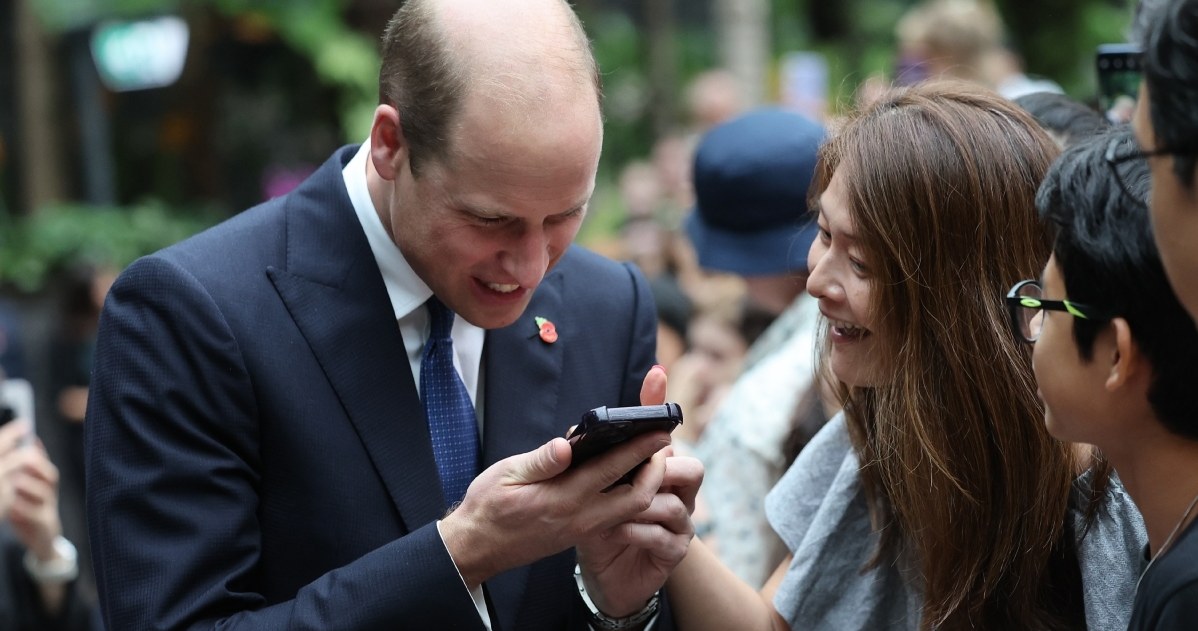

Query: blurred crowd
[594,0,1094,589]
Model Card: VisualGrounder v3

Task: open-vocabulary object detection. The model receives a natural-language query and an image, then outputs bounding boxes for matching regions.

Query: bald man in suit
[85,1,700,629]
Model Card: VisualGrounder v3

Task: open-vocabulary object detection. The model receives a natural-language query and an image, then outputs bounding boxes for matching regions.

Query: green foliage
[588,10,654,175]
[33,0,382,141]
[1065,2,1140,97]
[30,0,179,33]
[0,202,218,293]
[210,0,380,141]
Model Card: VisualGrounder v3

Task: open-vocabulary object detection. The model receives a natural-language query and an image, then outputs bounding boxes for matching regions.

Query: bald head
[378,0,601,174]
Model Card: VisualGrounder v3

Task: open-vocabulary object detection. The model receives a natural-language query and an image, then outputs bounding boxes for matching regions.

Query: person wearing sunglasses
[1010,128,1198,630]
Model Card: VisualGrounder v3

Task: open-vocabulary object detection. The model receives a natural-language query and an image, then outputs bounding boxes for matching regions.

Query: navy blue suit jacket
[85,146,660,630]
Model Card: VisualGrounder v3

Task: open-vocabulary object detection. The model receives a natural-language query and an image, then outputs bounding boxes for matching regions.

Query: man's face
[1031,256,1116,445]
[387,92,602,329]
[1134,81,1198,322]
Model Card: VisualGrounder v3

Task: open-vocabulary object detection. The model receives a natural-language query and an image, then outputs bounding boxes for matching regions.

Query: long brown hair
[813,82,1087,629]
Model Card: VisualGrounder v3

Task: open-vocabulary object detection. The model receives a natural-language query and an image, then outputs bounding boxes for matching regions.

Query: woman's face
[806,169,883,387]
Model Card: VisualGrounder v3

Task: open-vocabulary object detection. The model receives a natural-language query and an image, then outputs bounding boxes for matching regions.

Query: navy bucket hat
[685,108,825,276]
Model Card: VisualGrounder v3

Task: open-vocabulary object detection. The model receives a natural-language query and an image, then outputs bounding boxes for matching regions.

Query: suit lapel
[268,147,446,531]
[480,271,566,631]
[482,270,565,464]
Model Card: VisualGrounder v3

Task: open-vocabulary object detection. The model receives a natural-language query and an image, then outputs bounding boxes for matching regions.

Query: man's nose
[501,229,551,286]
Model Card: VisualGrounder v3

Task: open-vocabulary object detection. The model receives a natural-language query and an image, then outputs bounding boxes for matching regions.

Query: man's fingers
[583,431,669,493]
[661,455,704,514]
[639,365,667,406]
[636,492,694,532]
[602,521,692,562]
[568,437,670,535]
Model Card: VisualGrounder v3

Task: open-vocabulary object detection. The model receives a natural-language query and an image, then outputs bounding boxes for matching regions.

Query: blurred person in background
[651,134,699,230]
[613,82,1147,630]
[686,69,748,133]
[648,275,693,374]
[894,0,1002,86]
[858,0,1062,106]
[1134,0,1198,325]
[47,263,116,607]
[666,296,768,450]
[0,415,91,630]
[1013,91,1110,149]
[1021,127,1198,630]
[617,160,674,281]
[682,108,830,588]
[615,159,703,375]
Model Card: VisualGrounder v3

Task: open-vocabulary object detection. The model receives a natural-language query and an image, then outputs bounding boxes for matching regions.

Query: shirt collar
[343,141,432,321]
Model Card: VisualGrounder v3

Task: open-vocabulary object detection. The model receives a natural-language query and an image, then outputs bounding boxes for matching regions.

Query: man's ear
[369,104,407,181]
[1105,318,1143,392]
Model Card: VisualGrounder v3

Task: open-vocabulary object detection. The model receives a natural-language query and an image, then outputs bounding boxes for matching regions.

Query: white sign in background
[91,16,189,93]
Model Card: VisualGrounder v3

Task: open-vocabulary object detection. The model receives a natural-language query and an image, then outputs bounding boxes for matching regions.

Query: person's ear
[1105,318,1143,392]
[369,104,408,181]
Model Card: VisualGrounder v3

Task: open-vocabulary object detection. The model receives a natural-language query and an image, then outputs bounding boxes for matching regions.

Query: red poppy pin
[534,316,558,344]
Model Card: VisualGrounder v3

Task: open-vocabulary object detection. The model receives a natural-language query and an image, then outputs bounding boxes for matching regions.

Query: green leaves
[0,202,217,292]
[212,0,379,142]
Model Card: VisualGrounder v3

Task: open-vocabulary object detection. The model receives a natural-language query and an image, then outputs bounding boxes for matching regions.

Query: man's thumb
[509,437,572,483]
[640,364,667,406]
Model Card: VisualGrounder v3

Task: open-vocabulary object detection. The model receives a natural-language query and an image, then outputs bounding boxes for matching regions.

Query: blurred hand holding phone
[1097,43,1142,124]
[0,377,35,446]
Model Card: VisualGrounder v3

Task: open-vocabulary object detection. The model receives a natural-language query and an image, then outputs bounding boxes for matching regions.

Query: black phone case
[568,403,683,467]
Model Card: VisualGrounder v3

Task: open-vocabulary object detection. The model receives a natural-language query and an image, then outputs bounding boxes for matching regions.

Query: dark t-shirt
[1129,517,1198,630]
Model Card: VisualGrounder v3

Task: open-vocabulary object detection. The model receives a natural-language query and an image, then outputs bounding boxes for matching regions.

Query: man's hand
[576,451,703,616]
[438,424,672,589]
[574,365,706,617]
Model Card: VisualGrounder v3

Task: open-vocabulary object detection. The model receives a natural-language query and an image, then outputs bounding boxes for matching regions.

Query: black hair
[1136,0,1198,187]
[1012,92,1109,149]
[1036,127,1198,440]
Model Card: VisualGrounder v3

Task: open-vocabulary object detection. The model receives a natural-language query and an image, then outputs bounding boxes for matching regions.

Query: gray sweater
[766,413,1147,630]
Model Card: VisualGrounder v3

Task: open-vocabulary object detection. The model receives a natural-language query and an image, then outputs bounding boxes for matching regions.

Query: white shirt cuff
[435,520,493,631]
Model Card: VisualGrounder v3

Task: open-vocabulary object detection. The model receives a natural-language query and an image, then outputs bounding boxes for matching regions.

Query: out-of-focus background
[0,0,1137,612]
[0,0,1136,265]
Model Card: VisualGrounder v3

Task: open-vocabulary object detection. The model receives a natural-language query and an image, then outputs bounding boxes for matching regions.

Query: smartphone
[0,378,35,444]
[1097,43,1142,125]
[568,403,683,483]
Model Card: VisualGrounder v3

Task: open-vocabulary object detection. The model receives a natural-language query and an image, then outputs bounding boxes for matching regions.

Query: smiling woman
[654,81,1146,631]
[800,81,1102,629]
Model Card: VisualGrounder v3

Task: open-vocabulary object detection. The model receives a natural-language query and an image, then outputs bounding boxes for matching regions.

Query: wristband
[23,536,79,585]
[574,563,660,630]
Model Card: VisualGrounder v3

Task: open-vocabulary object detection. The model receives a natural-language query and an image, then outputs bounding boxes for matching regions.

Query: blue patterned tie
[421,296,481,507]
